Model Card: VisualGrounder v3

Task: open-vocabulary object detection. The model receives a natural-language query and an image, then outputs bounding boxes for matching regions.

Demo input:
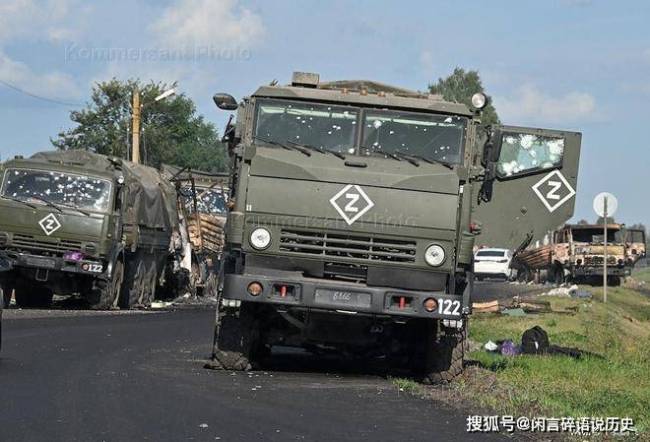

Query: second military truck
[0,150,178,309]
[210,72,582,382]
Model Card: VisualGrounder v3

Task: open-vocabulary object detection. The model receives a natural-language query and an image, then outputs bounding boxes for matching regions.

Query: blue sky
[0,0,648,225]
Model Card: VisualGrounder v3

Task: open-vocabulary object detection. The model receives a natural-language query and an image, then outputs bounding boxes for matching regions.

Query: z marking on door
[531,170,576,213]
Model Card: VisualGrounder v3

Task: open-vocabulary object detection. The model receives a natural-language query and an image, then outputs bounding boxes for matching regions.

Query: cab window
[496,133,565,178]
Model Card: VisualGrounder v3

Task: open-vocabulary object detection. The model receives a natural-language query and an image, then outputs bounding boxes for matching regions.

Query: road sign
[593,192,618,218]
[593,192,618,304]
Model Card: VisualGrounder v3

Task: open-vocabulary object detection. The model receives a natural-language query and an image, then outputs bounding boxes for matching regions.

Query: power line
[0,78,83,107]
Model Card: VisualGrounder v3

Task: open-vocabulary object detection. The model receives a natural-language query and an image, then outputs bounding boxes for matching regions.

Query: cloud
[0,50,80,99]
[0,0,84,43]
[494,84,596,125]
[151,0,264,49]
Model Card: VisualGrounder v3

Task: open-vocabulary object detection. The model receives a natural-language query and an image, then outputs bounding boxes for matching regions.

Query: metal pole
[603,197,607,303]
[131,88,141,164]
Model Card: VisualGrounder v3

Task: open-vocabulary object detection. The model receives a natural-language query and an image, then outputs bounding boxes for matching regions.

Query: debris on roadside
[482,326,602,360]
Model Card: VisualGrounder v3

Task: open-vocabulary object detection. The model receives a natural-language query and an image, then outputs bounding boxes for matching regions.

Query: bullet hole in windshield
[497,134,565,177]
[1,169,112,212]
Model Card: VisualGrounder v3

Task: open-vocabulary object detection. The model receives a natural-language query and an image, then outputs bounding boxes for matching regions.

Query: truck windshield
[1,168,112,213]
[573,228,623,243]
[361,111,466,164]
[254,100,358,154]
[182,186,227,215]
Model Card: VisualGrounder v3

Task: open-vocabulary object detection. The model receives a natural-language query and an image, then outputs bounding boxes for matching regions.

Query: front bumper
[574,266,630,277]
[2,251,106,278]
[222,270,468,320]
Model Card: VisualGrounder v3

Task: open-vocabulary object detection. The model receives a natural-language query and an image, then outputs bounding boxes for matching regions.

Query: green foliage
[51,79,227,172]
[428,67,500,126]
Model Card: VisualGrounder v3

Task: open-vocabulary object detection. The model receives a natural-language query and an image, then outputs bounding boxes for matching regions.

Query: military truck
[513,223,634,285]
[0,151,178,309]
[209,72,581,382]
[163,166,228,296]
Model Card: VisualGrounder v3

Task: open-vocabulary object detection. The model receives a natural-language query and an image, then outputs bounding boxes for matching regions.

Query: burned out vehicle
[0,151,178,309]
[513,223,640,285]
[210,72,581,382]
[164,166,228,295]
[624,227,646,267]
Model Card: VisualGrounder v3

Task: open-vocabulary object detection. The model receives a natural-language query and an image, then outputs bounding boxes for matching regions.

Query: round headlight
[424,244,446,267]
[250,227,271,250]
[471,92,487,110]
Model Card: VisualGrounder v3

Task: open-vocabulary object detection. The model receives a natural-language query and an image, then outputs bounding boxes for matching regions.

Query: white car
[473,248,513,281]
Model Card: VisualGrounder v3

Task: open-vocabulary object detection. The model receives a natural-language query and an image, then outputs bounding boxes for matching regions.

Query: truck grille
[279,229,417,263]
[11,234,83,255]
[583,256,618,266]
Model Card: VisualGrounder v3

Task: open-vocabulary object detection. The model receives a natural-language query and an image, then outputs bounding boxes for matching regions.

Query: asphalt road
[0,307,506,442]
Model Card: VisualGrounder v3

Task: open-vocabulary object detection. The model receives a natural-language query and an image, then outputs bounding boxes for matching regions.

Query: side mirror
[213,93,238,111]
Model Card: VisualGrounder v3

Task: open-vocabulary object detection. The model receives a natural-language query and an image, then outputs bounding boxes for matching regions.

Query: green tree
[428,67,500,126]
[596,216,616,225]
[52,79,227,172]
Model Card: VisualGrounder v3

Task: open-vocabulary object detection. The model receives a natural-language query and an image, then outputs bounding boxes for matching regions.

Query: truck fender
[105,244,126,280]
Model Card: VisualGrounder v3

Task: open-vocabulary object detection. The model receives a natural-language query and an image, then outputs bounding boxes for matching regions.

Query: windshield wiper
[29,195,91,217]
[286,140,346,160]
[2,195,39,210]
[253,136,311,157]
[393,149,454,170]
[360,146,419,166]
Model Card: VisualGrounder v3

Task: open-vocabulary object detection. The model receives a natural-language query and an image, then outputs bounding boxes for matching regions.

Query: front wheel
[88,260,124,310]
[419,321,466,384]
[211,303,262,371]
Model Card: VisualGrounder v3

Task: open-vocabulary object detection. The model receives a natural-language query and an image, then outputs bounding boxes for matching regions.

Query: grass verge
[466,286,650,434]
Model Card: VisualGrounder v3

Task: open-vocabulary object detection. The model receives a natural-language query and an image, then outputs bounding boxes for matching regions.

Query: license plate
[314,289,371,309]
[24,256,56,269]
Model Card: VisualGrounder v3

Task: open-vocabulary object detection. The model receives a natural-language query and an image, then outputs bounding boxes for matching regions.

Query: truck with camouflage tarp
[208,72,581,382]
[163,165,228,296]
[513,223,646,286]
[0,150,178,309]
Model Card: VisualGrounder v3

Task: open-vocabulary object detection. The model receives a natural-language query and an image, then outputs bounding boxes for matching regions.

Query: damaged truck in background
[512,223,646,286]
[208,72,582,382]
[0,151,178,309]
[163,165,228,297]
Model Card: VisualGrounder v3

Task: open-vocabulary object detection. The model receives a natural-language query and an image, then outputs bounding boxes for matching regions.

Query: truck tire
[1,283,12,308]
[212,304,261,371]
[140,262,158,307]
[420,322,466,384]
[120,259,146,308]
[88,260,123,310]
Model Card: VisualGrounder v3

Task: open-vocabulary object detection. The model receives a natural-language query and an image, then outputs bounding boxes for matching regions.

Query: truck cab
[210,72,582,382]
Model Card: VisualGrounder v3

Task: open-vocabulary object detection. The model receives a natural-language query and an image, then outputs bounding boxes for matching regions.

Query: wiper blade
[2,195,38,210]
[360,146,418,166]
[56,202,91,217]
[29,195,90,217]
[394,149,454,170]
[253,136,311,157]
[286,140,346,160]
[28,195,63,213]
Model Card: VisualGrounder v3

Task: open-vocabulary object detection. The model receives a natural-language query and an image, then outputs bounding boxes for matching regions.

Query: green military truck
[210,72,581,382]
[0,150,178,309]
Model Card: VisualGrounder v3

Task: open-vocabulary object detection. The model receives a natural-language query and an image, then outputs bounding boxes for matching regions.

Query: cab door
[473,126,582,249]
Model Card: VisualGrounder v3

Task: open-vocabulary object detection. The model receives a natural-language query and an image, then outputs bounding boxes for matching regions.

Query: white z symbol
[545,181,562,201]
[344,193,360,213]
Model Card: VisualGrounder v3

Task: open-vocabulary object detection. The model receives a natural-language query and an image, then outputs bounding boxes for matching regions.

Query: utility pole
[132,88,141,164]
[603,197,608,303]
